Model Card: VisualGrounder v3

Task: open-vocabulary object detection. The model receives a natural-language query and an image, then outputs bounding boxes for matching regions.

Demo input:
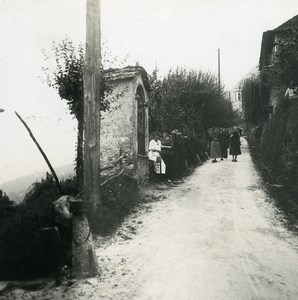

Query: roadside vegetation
[149,67,237,176]
[248,100,298,231]
[0,42,238,280]
[42,39,124,189]
[243,31,298,230]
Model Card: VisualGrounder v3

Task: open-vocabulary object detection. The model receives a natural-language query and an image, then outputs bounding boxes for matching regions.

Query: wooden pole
[71,0,101,279]
[15,111,64,195]
[84,0,101,207]
[218,48,221,99]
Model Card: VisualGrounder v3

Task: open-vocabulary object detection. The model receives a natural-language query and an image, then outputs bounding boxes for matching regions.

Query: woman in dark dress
[219,129,229,160]
[230,131,241,162]
[160,130,174,182]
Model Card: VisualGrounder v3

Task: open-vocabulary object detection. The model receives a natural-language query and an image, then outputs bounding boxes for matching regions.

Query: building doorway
[136,85,146,155]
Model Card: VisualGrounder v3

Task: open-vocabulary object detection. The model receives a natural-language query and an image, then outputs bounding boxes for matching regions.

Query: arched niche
[136,85,146,155]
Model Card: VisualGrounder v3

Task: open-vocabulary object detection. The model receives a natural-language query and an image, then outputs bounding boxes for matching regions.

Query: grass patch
[250,146,298,231]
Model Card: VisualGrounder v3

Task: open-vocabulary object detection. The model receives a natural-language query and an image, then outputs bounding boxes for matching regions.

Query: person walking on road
[230,130,241,162]
[209,129,222,163]
[160,130,174,182]
[219,129,229,160]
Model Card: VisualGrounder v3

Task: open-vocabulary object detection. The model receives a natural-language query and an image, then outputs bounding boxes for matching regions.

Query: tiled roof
[106,66,150,90]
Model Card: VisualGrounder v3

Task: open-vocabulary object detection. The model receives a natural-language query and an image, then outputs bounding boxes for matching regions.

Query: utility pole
[71,0,101,279]
[218,48,221,99]
[84,0,101,207]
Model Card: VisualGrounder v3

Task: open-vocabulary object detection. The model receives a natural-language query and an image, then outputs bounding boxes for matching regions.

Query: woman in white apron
[149,133,166,176]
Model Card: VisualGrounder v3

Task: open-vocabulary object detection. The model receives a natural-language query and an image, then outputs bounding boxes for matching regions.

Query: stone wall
[101,79,134,170]
[100,73,149,178]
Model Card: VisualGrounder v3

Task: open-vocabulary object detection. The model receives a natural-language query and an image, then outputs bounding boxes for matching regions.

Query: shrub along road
[3,138,298,299]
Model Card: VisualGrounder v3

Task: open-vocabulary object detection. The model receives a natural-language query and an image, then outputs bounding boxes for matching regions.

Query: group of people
[148,130,174,183]
[209,129,241,163]
[148,127,242,184]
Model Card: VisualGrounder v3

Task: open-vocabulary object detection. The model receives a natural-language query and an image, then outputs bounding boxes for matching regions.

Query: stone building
[100,66,150,180]
[259,14,298,110]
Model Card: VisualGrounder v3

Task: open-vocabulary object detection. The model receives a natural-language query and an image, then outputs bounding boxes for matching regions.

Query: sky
[0,0,298,184]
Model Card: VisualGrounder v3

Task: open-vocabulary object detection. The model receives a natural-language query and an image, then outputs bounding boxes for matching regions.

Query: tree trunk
[71,203,100,279]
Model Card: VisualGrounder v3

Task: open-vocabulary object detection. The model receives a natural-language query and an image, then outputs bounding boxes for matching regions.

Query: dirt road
[3,138,298,299]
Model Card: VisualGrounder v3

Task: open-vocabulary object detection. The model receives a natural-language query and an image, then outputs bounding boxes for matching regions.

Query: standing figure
[219,129,229,160]
[230,131,241,162]
[160,130,174,182]
[149,132,166,180]
[284,81,298,100]
[209,129,222,163]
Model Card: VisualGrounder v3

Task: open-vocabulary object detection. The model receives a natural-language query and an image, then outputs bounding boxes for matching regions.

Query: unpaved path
[3,138,298,300]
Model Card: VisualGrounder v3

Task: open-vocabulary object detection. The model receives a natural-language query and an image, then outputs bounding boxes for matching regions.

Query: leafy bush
[242,76,262,125]
[148,67,236,179]
[259,100,298,181]
[149,67,236,135]
[0,171,138,279]
[43,40,125,188]
[263,31,298,88]
[250,100,298,224]
[0,190,15,220]
[92,172,139,235]
[0,174,78,279]
[171,134,207,177]
[0,174,61,279]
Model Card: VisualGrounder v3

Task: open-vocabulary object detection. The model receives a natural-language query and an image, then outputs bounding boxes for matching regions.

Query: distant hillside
[0,164,75,203]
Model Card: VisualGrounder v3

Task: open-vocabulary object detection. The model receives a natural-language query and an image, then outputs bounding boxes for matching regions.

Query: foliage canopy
[241,76,262,125]
[42,39,122,187]
[149,67,236,136]
[269,31,298,87]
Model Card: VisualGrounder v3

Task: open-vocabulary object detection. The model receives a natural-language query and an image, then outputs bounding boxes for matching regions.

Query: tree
[242,76,262,125]
[148,67,162,133]
[0,190,14,220]
[43,40,117,188]
[149,67,236,136]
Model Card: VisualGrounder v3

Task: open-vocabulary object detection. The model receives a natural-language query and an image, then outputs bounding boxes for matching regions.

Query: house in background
[230,85,242,112]
[259,14,298,110]
[101,66,150,180]
[229,66,259,113]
